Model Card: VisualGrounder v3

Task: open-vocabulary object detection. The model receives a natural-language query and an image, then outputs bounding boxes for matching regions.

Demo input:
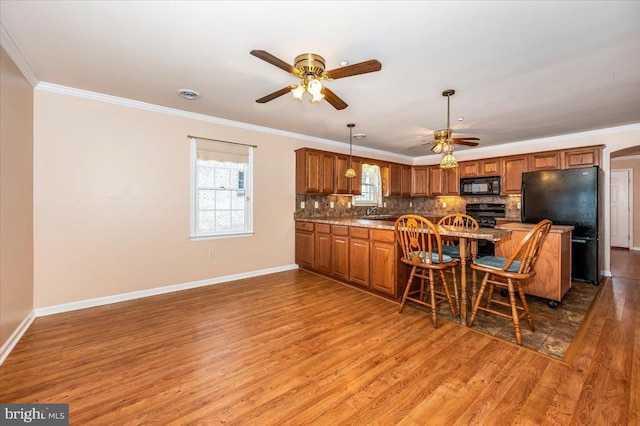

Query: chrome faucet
[366,206,378,216]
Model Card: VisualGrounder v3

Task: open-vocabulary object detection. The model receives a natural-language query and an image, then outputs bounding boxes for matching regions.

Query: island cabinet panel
[501,155,528,195]
[349,228,370,286]
[296,148,334,194]
[369,230,396,295]
[331,225,350,281]
[295,222,315,269]
[314,224,332,275]
[564,147,601,169]
[529,151,563,171]
[411,166,430,197]
[495,224,572,302]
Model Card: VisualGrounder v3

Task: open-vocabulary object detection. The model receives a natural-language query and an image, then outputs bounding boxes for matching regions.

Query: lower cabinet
[295,221,398,298]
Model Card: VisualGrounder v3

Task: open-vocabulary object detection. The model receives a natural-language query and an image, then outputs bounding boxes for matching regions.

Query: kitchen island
[294,217,510,310]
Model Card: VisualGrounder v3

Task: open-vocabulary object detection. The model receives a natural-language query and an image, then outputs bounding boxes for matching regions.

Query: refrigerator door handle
[572,239,587,243]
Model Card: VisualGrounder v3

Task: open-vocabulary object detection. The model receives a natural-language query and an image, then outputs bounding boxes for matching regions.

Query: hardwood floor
[1,250,638,425]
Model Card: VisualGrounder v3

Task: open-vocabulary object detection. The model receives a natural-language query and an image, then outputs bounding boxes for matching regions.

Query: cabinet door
[445,166,460,195]
[429,166,445,196]
[564,147,601,169]
[401,166,412,196]
[480,159,500,176]
[460,161,480,178]
[295,230,314,269]
[315,231,332,275]
[295,149,334,194]
[501,155,527,195]
[350,158,363,195]
[411,166,430,197]
[389,163,402,196]
[370,240,396,295]
[529,151,563,171]
[321,153,335,193]
[331,235,349,281]
[349,238,370,286]
[334,155,350,194]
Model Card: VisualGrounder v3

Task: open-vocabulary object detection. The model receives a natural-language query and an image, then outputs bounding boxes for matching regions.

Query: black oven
[466,203,506,256]
[460,176,501,196]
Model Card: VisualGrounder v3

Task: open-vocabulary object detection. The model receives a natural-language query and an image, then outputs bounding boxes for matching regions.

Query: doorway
[610,169,633,248]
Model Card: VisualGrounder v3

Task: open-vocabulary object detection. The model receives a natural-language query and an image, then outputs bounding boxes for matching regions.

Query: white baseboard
[0,310,36,366]
[35,264,299,317]
[601,270,613,277]
[631,246,640,251]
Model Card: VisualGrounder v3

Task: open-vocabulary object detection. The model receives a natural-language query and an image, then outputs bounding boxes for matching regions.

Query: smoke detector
[177,89,201,100]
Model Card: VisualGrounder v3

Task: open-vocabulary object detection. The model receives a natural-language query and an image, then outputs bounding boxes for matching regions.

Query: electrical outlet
[347,201,351,208]
[314,201,319,209]
[409,202,413,208]
[517,202,521,210]
[208,249,215,258]
[442,202,447,208]
[300,201,305,209]
[330,201,335,208]
[383,202,387,208]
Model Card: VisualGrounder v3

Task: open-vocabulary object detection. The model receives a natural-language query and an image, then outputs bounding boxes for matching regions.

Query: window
[190,138,254,240]
[353,164,382,206]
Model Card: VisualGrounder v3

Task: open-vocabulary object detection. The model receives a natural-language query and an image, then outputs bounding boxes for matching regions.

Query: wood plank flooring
[1,250,638,425]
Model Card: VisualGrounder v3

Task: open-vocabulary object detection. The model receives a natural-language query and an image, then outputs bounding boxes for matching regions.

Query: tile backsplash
[294,194,522,220]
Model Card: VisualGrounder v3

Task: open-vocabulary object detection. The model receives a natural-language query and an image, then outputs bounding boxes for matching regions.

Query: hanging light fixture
[439,89,459,169]
[345,123,357,178]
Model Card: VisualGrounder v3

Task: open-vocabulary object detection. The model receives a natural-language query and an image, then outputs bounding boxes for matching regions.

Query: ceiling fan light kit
[250,50,381,110]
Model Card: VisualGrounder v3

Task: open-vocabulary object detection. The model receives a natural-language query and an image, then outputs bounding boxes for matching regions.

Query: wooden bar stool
[469,219,553,345]
[395,215,459,328]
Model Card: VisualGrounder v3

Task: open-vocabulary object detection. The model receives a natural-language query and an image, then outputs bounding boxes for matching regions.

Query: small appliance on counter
[460,176,501,196]
[521,166,603,284]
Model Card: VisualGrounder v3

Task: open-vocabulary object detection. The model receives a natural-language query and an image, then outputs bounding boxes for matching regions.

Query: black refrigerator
[521,166,603,284]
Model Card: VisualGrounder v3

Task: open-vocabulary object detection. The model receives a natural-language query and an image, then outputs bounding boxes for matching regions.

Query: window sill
[190,231,254,241]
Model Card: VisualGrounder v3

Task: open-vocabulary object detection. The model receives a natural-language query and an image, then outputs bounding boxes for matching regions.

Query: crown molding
[0,23,39,87]
[34,82,413,163]
[413,123,640,164]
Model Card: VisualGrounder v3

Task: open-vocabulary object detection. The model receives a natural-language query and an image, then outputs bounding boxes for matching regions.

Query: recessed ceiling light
[458,117,464,121]
[353,133,366,140]
[339,60,349,67]
[177,89,201,100]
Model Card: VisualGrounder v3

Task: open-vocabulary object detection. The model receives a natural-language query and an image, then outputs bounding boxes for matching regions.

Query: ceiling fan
[250,50,382,110]
[425,89,480,154]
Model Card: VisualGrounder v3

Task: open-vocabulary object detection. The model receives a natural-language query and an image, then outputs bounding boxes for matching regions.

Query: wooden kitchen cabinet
[411,166,430,197]
[401,166,412,196]
[501,155,527,195]
[349,227,370,287]
[529,151,563,171]
[460,158,500,178]
[564,147,601,169]
[388,163,402,196]
[369,230,396,295]
[314,223,332,275]
[429,165,460,196]
[294,221,315,269]
[331,225,350,281]
[295,148,334,194]
[496,223,573,303]
[334,155,363,195]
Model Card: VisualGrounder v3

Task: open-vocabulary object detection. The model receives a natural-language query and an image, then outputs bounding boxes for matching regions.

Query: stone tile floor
[405,277,601,360]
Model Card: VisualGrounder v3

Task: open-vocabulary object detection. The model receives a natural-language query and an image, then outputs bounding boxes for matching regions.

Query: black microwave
[460,176,501,196]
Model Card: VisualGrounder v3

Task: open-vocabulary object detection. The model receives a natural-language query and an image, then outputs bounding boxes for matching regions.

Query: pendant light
[439,89,458,169]
[345,123,357,178]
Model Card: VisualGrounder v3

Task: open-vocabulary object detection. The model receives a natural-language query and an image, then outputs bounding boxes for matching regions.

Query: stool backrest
[504,219,553,274]
[394,215,443,265]
[438,214,479,229]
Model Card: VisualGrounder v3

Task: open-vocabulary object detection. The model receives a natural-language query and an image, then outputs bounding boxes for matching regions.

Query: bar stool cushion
[441,245,461,258]
[409,251,453,264]
[473,256,522,273]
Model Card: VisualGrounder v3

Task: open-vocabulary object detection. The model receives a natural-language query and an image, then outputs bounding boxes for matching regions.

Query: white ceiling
[1,1,639,158]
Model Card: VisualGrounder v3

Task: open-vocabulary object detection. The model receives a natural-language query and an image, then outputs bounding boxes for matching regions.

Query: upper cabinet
[411,166,430,197]
[401,166,412,196]
[429,165,460,196]
[501,155,528,195]
[529,151,563,171]
[564,146,601,169]
[460,158,500,178]
[335,154,363,195]
[388,163,402,196]
[296,148,334,194]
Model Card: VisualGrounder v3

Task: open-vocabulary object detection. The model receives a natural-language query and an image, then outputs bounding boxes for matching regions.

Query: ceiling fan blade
[321,87,348,110]
[453,137,480,141]
[452,139,480,147]
[256,86,294,103]
[250,50,299,75]
[325,59,382,80]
